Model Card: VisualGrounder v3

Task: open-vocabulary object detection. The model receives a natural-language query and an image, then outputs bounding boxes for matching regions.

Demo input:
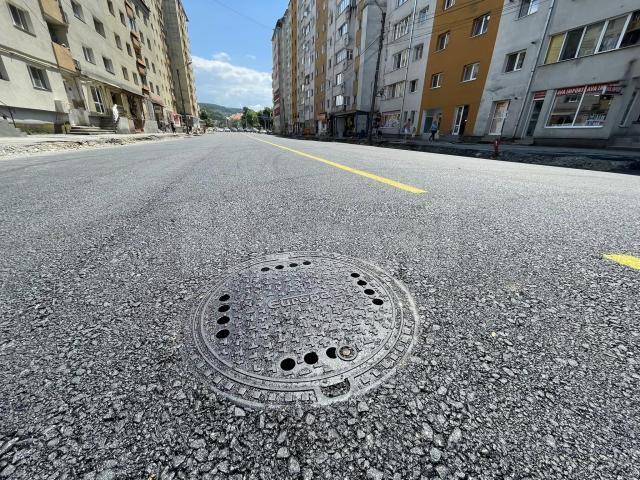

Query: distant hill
[199,103,243,122]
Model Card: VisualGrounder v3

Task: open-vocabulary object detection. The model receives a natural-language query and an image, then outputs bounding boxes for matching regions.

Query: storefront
[545,83,621,128]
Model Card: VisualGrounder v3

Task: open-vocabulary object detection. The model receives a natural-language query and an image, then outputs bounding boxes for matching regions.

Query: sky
[183,0,288,110]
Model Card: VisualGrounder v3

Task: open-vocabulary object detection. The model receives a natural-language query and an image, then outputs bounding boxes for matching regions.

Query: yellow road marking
[604,254,640,270]
[246,135,426,194]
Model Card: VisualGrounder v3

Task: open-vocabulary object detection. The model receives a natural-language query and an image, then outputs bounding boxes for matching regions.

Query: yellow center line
[245,135,426,194]
[604,254,640,271]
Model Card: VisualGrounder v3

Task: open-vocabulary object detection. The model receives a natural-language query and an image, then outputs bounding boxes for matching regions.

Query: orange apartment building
[420,0,504,138]
[314,0,328,133]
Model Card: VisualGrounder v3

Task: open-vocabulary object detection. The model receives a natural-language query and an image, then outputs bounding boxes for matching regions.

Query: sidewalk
[296,134,640,173]
[0,132,186,159]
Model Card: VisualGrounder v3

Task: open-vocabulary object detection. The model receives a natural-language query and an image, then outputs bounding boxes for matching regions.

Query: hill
[199,103,243,122]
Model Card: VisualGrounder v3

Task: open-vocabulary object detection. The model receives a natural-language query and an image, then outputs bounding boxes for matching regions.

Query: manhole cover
[184,252,420,408]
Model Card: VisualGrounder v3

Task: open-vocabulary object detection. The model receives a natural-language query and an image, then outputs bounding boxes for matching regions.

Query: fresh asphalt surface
[1,133,639,479]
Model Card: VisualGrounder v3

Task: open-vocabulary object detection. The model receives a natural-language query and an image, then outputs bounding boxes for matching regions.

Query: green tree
[241,107,259,128]
[199,109,213,127]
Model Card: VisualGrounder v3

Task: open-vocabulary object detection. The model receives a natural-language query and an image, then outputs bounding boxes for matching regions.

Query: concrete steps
[0,118,26,137]
[69,125,116,135]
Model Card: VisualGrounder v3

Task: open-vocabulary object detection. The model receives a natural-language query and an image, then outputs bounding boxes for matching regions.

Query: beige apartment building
[0,0,197,135]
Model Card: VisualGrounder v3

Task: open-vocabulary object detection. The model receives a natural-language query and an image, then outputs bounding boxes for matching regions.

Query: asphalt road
[1,133,639,480]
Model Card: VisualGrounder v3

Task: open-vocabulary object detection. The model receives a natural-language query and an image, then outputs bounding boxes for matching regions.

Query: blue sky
[183,0,288,109]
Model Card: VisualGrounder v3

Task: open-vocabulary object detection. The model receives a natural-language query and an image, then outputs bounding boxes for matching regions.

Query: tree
[241,107,259,128]
[199,109,213,127]
[257,107,272,129]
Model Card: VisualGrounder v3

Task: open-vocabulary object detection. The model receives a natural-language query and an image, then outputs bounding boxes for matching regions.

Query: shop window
[546,86,615,128]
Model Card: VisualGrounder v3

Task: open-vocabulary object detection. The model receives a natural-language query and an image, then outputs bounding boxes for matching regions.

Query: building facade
[0,0,197,135]
[379,0,434,136]
[272,0,640,147]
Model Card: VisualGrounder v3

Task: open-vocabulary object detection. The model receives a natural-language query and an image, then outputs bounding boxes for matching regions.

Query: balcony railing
[39,0,66,25]
[52,42,76,72]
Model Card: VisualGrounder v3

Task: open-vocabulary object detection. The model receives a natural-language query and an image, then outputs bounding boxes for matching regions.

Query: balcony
[52,42,76,72]
[136,57,147,75]
[39,0,66,25]
[130,31,141,51]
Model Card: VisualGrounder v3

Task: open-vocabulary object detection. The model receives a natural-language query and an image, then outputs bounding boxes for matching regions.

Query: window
[122,66,129,80]
[620,11,640,48]
[409,79,418,93]
[139,31,144,43]
[115,34,122,49]
[28,66,49,90]
[126,43,132,56]
[546,85,615,128]
[107,0,114,15]
[397,0,408,6]
[544,11,640,64]
[335,49,352,63]
[337,0,349,15]
[336,72,344,85]
[0,58,8,81]
[504,50,526,72]
[443,0,455,10]
[418,8,428,24]
[156,85,160,95]
[518,0,539,18]
[393,16,411,40]
[103,56,114,74]
[471,14,490,37]
[559,28,583,60]
[392,50,409,69]
[9,4,31,32]
[385,81,405,98]
[129,17,137,31]
[152,63,156,73]
[119,11,126,26]
[82,46,95,64]
[338,22,348,36]
[335,94,345,106]
[71,1,84,21]
[133,73,139,85]
[90,86,105,113]
[462,63,479,82]
[147,38,151,49]
[598,16,627,52]
[382,112,401,128]
[94,18,106,37]
[413,44,423,61]
[431,73,441,88]
[436,32,449,51]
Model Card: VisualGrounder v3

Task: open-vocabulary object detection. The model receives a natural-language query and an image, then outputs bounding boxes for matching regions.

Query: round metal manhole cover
[184,252,420,408]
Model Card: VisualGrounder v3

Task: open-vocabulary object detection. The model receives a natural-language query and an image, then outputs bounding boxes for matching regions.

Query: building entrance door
[525,99,544,137]
[453,105,469,135]
[489,100,509,135]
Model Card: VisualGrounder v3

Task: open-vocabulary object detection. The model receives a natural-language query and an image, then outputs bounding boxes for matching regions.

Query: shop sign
[557,83,622,96]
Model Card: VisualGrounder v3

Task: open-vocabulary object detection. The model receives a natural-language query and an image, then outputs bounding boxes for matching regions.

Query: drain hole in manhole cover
[184,252,420,408]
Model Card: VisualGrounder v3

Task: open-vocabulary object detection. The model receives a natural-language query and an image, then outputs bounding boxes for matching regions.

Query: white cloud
[245,54,257,61]
[192,55,272,109]
[212,52,231,61]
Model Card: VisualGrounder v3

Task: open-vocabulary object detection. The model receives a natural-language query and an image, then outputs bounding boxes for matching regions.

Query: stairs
[69,125,116,135]
[0,118,26,137]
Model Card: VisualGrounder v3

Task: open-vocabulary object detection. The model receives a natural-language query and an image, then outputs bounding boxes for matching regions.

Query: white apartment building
[1,0,195,135]
[325,0,386,137]
[297,0,316,134]
[379,0,434,136]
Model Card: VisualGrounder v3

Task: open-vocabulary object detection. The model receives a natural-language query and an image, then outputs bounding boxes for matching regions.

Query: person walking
[429,120,439,141]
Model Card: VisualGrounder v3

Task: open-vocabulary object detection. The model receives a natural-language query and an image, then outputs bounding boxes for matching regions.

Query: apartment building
[523,1,640,147]
[379,0,434,135]
[297,0,316,134]
[272,17,284,134]
[314,0,328,134]
[1,0,196,135]
[163,0,198,126]
[325,0,386,137]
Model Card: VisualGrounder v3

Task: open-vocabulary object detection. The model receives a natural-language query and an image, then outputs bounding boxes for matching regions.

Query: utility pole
[367,9,386,146]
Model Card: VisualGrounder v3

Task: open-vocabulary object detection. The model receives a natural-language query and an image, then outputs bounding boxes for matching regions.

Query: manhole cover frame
[184,251,421,408]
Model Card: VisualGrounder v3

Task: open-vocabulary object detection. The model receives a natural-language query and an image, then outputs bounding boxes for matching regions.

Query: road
[1,133,639,479]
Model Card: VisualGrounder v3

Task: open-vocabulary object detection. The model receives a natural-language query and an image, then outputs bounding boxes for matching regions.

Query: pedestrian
[429,120,439,141]
[402,121,411,142]
[170,121,176,134]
